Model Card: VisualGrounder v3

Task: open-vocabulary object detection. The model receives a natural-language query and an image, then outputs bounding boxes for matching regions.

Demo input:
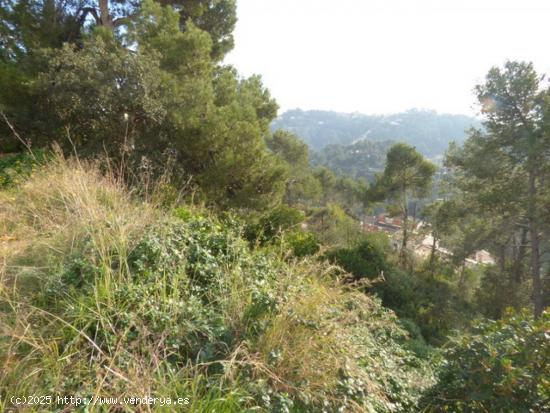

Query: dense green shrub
[285,230,320,257]
[308,203,365,247]
[0,151,45,188]
[246,204,305,243]
[420,310,550,412]
[324,235,474,345]
[325,238,387,281]
[474,266,532,320]
[3,0,287,211]
[374,269,474,345]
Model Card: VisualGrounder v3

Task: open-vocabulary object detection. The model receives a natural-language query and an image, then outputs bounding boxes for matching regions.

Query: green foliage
[372,143,436,204]
[310,165,367,209]
[267,129,309,168]
[246,204,305,244]
[474,266,532,320]
[323,231,474,346]
[397,318,434,359]
[313,165,337,204]
[173,205,194,221]
[1,0,285,211]
[420,310,550,412]
[369,143,435,264]
[325,238,387,281]
[373,269,474,346]
[36,33,171,152]
[285,231,320,257]
[0,0,236,61]
[2,4,549,411]
[266,130,323,206]
[160,0,237,61]
[309,203,364,247]
[445,61,550,318]
[0,161,436,412]
[0,151,50,189]
[311,138,395,182]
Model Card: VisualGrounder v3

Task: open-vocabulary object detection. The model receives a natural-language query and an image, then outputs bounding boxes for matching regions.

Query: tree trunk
[400,200,408,265]
[528,172,543,319]
[429,234,437,273]
[98,0,113,29]
[412,201,417,228]
[512,226,528,284]
[458,258,466,289]
[498,243,506,275]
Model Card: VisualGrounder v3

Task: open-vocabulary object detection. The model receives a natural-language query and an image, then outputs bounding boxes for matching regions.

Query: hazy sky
[225,0,550,116]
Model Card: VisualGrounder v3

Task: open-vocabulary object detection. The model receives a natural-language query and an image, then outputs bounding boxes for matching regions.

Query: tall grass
[0,155,433,412]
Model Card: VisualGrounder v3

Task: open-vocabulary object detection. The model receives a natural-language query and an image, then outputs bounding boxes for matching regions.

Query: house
[412,236,495,267]
[362,214,401,234]
[466,250,495,266]
[413,235,452,259]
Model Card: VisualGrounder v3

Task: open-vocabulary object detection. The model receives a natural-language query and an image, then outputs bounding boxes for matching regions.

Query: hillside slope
[0,156,433,412]
[311,139,395,181]
[272,109,480,158]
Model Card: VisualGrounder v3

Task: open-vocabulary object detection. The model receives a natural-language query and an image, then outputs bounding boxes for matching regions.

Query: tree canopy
[370,143,436,261]
[0,0,288,211]
[445,61,550,318]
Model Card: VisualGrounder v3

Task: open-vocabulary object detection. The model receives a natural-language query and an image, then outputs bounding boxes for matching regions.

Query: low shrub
[0,151,46,189]
[0,158,435,412]
[325,238,387,281]
[373,269,474,346]
[245,204,305,244]
[420,310,550,412]
[285,230,320,257]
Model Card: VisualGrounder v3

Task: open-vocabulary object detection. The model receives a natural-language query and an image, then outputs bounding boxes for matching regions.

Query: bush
[474,266,532,320]
[0,157,435,412]
[420,310,550,412]
[323,237,473,345]
[373,269,474,346]
[246,204,305,243]
[308,203,364,247]
[285,230,320,257]
[0,151,45,189]
[325,238,387,281]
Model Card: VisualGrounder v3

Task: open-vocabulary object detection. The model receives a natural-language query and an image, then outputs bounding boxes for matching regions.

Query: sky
[225,0,550,116]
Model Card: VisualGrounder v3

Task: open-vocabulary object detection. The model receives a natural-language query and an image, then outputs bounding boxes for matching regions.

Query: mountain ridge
[271,108,481,159]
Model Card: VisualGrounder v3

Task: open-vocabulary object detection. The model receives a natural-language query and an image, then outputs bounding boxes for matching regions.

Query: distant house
[465,250,495,267]
[362,215,496,267]
[414,235,452,259]
[413,235,495,267]
[362,214,401,234]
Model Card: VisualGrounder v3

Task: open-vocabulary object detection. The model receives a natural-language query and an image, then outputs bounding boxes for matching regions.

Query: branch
[0,109,36,160]
[113,15,135,27]
[77,7,100,26]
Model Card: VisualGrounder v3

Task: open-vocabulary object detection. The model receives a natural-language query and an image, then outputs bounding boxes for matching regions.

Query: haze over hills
[310,139,395,182]
[271,108,481,159]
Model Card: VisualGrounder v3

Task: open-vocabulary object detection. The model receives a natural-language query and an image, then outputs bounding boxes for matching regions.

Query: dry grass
[0,152,157,286]
[0,154,168,410]
[0,155,431,412]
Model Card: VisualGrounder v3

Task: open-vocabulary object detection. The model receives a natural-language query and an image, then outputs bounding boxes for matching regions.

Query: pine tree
[447,61,550,318]
[371,143,436,263]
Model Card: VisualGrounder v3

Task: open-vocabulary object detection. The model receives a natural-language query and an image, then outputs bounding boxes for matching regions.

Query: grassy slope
[0,156,434,412]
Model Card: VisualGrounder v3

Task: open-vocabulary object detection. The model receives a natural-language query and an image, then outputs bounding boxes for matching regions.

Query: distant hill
[311,139,395,182]
[271,108,480,159]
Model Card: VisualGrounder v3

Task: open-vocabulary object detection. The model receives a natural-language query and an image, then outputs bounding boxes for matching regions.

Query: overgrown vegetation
[1,158,434,412]
[420,310,550,412]
[1,1,549,411]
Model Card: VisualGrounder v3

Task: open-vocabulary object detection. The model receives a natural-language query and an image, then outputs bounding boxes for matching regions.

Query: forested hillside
[311,139,395,181]
[1,1,549,412]
[272,109,480,158]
